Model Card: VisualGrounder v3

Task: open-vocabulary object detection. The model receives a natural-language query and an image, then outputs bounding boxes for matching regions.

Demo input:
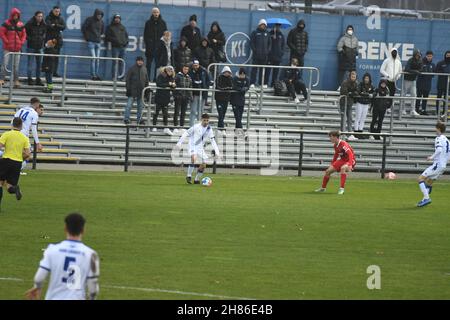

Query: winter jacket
[404,50,423,81]
[435,51,450,90]
[215,74,233,102]
[155,72,175,105]
[174,72,193,100]
[207,22,226,62]
[193,38,215,69]
[337,33,359,71]
[174,38,192,72]
[0,8,27,52]
[372,80,391,110]
[250,26,271,61]
[230,75,250,106]
[189,66,209,96]
[42,40,58,73]
[105,16,128,48]
[357,73,375,105]
[287,20,308,57]
[180,24,202,51]
[283,66,302,83]
[340,78,359,106]
[268,29,285,63]
[25,16,46,49]
[380,48,403,82]
[125,63,149,98]
[156,37,174,67]
[143,14,167,50]
[417,57,435,91]
[45,10,65,48]
[81,9,104,43]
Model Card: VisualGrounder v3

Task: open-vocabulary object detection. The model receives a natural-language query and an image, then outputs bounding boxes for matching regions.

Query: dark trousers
[416,88,430,112]
[250,58,268,85]
[286,80,308,99]
[265,60,281,87]
[437,88,448,115]
[174,97,188,127]
[53,47,61,76]
[216,100,228,129]
[45,71,53,86]
[153,104,169,126]
[232,105,244,129]
[370,106,387,140]
[27,48,43,79]
[145,45,158,82]
[386,80,396,108]
[338,69,349,88]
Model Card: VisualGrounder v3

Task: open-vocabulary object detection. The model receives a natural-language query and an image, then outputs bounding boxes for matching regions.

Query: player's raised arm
[86,251,100,300]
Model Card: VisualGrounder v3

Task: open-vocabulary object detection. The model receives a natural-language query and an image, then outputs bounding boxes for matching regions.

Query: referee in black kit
[0,117,32,209]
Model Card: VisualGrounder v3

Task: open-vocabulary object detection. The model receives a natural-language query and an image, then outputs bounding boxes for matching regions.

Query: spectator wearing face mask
[416,50,435,116]
[380,48,402,108]
[337,25,358,87]
[287,19,308,67]
[370,79,391,140]
[435,50,450,117]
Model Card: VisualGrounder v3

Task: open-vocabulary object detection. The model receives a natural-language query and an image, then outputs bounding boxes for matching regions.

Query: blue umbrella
[266,18,292,29]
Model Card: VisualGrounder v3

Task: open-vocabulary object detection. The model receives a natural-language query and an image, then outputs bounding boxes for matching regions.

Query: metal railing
[399,71,450,114]
[141,85,260,137]
[3,52,126,108]
[207,63,320,115]
[338,94,447,145]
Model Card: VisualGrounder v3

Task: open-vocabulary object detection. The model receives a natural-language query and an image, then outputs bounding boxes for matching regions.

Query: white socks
[419,181,429,199]
[187,165,195,177]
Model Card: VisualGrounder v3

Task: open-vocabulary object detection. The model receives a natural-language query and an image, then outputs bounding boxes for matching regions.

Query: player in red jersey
[315,130,356,195]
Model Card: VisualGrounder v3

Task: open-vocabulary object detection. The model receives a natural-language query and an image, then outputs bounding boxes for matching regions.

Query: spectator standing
[403,49,422,116]
[287,19,308,67]
[0,8,27,88]
[340,70,359,140]
[25,11,46,86]
[143,7,168,81]
[105,13,128,81]
[380,48,402,107]
[416,51,435,115]
[180,15,202,52]
[435,51,450,117]
[337,25,358,87]
[188,60,209,126]
[173,64,193,132]
[250,19,271,86]
[124,56,148,125]
[174,37,192,73]
[370,79,391,140]
[283,57,308,104]
[42,39,58,93]
[45,6,65,77]
[194,38,215,106]
[230,68,250,132]
[355,73,375,139]
[266,23,285,87]
[207,21,226,64]
[82,9,105,80]
[215,66,233,134]
[157,30,174,68]
[154,66,176,135]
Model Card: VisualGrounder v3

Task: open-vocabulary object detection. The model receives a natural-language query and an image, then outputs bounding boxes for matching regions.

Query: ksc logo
[225,32,252,64]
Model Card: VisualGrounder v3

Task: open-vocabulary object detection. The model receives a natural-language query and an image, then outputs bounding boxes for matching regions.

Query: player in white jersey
[417,122,450,207]
[176,113,220,184]
[26,213,100,300]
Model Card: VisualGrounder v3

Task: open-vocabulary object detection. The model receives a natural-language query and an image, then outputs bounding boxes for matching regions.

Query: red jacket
[0,8,27,52]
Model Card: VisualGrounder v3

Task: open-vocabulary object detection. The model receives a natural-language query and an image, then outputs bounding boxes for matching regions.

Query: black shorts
[0,158,22,186]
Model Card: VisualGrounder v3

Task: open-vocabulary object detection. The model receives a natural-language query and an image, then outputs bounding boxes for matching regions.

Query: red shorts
[332,159,356,172]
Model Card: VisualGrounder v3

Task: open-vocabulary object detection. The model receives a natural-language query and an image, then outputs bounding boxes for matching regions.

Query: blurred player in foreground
[417,122,450,207]
[26,212,100,300]
[176,113,220,184]
[315,130,356,195]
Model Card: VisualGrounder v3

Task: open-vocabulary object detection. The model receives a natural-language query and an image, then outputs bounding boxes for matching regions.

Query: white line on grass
[0,277,255,300]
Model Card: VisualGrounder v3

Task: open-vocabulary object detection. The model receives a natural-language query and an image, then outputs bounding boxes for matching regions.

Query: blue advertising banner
[1,0,449,90]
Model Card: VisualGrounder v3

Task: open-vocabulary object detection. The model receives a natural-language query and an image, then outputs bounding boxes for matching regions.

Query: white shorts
[190,148,208,164]
[421,164,446,180]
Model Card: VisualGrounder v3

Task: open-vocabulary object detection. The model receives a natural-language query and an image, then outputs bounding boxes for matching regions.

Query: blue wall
[2,0,450,90]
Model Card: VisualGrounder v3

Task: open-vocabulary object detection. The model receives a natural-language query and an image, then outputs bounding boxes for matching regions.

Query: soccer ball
[201,177,213,187]
[385,172,397,180]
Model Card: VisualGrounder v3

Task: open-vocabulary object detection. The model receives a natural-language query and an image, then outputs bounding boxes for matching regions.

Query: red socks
[322,175,330,188]
[340,174,347,188]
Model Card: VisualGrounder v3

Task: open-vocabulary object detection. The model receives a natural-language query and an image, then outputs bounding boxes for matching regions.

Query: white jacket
[380,48,403,82]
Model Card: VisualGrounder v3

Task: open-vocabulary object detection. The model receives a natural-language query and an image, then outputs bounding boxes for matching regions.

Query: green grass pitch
[0,170,449,299]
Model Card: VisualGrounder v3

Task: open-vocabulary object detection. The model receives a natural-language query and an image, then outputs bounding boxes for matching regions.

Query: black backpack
[274,80,288,96]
